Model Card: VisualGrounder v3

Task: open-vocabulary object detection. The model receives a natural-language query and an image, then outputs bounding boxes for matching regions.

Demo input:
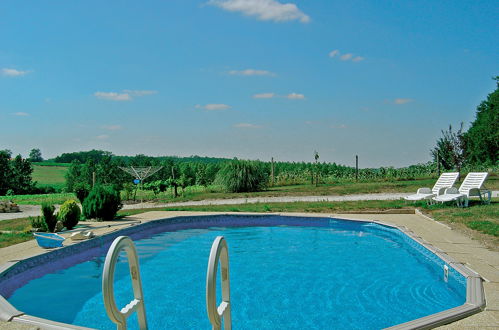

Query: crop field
[32,164,68,190]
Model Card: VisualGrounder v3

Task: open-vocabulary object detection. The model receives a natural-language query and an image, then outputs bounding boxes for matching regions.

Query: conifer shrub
[82,185,122,221]
[74,182,91,204]
[58,200,81,230]
[41,203,57,232]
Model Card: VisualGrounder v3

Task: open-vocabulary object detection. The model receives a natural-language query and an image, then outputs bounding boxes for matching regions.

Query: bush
[74,182,91,204]
[30,216,48,232]
[41,203,57,232]
[82,185,122,221]
[216,160,268,193]
[58,200,81,230]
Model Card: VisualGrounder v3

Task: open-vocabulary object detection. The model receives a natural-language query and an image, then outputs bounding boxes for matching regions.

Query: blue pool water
[6,217,466,329]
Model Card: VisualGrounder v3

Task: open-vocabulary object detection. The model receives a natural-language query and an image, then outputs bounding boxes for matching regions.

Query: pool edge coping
[0,212,486,330]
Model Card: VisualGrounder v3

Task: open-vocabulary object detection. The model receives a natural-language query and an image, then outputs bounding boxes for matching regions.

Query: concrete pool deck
[0,211,497,329]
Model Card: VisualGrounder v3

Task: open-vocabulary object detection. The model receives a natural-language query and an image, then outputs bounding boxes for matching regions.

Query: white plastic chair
[433,172,491,207]
[404,172,459,202]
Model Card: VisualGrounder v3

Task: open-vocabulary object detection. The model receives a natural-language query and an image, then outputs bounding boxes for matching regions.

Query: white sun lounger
[433,172,491,207]
[404,172,459,202]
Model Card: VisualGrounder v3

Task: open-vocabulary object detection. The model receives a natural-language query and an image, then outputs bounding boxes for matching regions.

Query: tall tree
[11,155,34,194]
[464,76,499,165]
[0,150,13,195]
[28,148,43,162]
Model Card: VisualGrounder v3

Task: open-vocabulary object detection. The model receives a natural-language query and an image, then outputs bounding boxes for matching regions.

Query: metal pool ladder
[206,236,232,330]
[102,235,232,330]
[102,236,148,330]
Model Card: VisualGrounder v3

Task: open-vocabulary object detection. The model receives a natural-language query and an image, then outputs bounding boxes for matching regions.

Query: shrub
[58,200,81,230]
[30,216,48,232]
[216,160,268,193]
[41,203,57,232]
[82,185,122,221]
[74,182,91,204]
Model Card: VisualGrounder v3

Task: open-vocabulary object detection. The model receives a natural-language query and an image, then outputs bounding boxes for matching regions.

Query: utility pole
[171,166,178,198]
[314,151,319,187]
[271,157,274,187]
[355,155,359,182]
[92,171,96,188]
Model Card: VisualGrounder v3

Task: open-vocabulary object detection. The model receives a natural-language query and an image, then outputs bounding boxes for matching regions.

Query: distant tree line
[432,76,498,172]
[53,150,228,165]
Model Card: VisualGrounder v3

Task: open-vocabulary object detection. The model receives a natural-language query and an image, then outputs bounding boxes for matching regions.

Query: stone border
[0,213,486,329]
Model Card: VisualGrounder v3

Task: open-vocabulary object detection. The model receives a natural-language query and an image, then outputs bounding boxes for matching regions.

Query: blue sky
[1,0,497,167]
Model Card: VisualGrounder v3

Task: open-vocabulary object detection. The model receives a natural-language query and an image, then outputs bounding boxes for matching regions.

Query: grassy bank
[0,217,32,248]
[0,193,75,205]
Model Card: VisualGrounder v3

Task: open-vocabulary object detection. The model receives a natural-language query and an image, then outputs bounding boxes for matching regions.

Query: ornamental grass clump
[216,160,268,193]
[58,200,81,230]
[82,185,122,221]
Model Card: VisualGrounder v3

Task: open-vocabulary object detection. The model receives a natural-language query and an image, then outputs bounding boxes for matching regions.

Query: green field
[32,164,69,190]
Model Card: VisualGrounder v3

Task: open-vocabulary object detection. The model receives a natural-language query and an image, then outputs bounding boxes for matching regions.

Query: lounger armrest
[468,188,482,197]
[443,187,459,195]
[417,188,431,194]
[435,187,448,196]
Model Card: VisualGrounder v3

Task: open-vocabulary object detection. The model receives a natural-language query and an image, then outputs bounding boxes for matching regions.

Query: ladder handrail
[206,236,232,330]
[102,236,148,330]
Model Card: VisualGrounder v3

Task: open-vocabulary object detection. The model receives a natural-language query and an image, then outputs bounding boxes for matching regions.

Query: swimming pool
[0,215,483,329]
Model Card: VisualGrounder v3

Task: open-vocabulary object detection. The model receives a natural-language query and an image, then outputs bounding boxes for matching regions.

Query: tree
[28,148,43,162]
[11,155,35,194]
[464,76,499,166]
[0,150,13,195]
[431,124,466,175]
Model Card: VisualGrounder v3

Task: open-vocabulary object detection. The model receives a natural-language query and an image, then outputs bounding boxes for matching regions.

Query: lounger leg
[464,198,469,208]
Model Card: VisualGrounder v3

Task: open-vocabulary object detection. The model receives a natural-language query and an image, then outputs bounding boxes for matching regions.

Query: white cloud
[340,53,353,61]
[234,123,261,128]
[253,92,275,99]
[209,0,310,23]
[286,93,305,100]
[94,89,156,101]
[196,103,232,110]
[228,69,276,76]
[2,68,31,77]
[122,90,158,96]
[329,50,365,62]
[96,135,109,140]
[394,98,414,105]
[102,125,123,131]
[94,92,131,101]
[328,50,340,57]
[12,112,29,116]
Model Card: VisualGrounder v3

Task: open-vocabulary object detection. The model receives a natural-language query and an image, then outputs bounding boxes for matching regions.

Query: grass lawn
[0,193,76,205]
[0,217,32,248]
